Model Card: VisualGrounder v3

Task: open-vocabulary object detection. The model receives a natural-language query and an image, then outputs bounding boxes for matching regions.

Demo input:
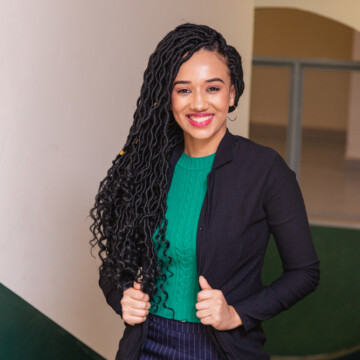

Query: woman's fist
[121,281,151,325]
[196,276,242,330]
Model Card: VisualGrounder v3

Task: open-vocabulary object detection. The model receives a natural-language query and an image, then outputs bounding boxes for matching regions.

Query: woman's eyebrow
[173,78,225,86]
[206,78,224,84]
[173,80,190,86]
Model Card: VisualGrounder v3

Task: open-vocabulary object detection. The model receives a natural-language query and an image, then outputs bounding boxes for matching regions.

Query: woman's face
[171,49,235,156]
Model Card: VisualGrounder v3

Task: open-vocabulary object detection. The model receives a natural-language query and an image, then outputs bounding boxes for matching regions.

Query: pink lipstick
[186,113,214,128]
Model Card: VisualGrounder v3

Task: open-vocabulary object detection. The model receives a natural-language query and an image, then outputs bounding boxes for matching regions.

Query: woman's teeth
[188,115,213,122]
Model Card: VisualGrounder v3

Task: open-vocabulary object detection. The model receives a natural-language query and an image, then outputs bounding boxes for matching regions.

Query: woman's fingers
[196,309,212,319]
[121,294,150,312]
[123,286,150,302]
[198,315,212,325]
[195,299,211,311]
[123,314,147,326]
[121,283,151,324]
[197,289,214,301]
[122,302,149,324]
[129,290,149,301]
[130,299,151,310]
[124,304,149,317]
[122,298,150,311]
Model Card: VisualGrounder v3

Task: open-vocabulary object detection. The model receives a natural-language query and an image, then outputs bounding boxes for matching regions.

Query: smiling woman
[171,49,235,156]
[89,23,319,360]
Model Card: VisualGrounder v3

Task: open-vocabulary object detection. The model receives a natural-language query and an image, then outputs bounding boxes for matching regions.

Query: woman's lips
[186,113,214,128]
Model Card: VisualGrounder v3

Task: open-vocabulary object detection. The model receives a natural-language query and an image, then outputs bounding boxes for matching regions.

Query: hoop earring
[227,108,238,122]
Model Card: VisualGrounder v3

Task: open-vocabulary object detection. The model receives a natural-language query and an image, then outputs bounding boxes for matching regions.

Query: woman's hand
[121,281,150,325]
[196,276,242,330]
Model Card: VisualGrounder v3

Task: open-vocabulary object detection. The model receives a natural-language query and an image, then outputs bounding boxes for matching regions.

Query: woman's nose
[191,91,207,111]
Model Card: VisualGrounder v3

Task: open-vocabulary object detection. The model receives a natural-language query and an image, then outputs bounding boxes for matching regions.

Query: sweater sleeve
[232,153,320,332]
[99,272,124,317]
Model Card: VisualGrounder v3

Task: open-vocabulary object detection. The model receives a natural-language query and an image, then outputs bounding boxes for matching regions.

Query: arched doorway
[251,7,360,359]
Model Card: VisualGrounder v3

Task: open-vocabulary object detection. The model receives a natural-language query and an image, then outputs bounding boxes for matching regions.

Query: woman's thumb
[199,275,212,290]
[133,280,141,290]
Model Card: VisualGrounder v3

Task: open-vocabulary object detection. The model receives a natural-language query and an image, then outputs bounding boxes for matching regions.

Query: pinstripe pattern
[140,314,223,360]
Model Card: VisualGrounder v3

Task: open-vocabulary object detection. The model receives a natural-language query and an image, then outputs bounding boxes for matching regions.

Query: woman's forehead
[174,50,230,81]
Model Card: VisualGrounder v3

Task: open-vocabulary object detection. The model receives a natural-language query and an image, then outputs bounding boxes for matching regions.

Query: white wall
[346,31,360,163]
[255,0,360,32]
[0,1,254,358]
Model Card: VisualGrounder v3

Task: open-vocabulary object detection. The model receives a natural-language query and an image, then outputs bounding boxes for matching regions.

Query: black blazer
[99,129,320,359]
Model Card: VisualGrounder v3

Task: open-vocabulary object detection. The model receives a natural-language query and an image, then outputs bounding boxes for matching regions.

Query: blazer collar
[169,128,235,171]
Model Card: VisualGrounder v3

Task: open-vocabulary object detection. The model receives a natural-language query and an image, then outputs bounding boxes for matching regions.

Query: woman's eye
[177,89,190,94]
[208,86,220,92]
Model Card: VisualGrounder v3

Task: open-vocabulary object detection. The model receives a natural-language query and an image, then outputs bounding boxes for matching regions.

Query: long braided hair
[89,23,245,314]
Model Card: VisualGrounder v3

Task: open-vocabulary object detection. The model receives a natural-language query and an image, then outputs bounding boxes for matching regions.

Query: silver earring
[227,108,238,122]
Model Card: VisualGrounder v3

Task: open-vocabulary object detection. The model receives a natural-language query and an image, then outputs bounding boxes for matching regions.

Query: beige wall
[253,8,353,59]
[346,32,360,162]
[0,1,254,359]
[250,8,353,130]
[255,0,360,32]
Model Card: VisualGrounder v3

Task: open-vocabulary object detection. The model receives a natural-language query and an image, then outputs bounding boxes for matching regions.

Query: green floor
[1,225,359,359]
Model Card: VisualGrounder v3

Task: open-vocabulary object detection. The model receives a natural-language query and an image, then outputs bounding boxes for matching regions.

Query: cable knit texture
[150,151,215,322]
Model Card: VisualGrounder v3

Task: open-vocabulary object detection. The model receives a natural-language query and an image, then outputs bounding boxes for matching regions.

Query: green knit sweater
[149,151,215,322]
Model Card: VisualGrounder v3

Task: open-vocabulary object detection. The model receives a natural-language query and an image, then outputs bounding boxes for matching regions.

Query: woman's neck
[183,127,226,157]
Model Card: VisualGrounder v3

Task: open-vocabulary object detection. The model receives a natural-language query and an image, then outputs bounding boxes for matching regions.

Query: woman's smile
[186,113,214,127]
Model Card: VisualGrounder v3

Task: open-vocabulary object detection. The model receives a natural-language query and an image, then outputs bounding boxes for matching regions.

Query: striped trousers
[140,313,224,360]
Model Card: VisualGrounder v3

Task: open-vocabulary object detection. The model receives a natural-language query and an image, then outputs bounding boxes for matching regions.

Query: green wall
[262,225,360,357]
[1,225,359,359]
[0,284,105,360]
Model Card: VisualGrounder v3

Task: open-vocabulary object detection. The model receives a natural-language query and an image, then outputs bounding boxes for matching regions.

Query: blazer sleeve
[99,271,124,317]
[232,153,320,332]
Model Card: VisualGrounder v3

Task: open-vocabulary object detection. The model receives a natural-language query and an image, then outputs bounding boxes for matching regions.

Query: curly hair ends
[89,23,245,316]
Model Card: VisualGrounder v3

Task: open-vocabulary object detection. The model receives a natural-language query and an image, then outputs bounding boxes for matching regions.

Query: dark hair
[89,23,244,315]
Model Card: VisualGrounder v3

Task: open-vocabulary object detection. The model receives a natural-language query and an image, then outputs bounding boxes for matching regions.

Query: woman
[90,23,320,360]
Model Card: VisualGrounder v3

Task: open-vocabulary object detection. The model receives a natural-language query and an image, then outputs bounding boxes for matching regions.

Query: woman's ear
[229,84,235,107]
